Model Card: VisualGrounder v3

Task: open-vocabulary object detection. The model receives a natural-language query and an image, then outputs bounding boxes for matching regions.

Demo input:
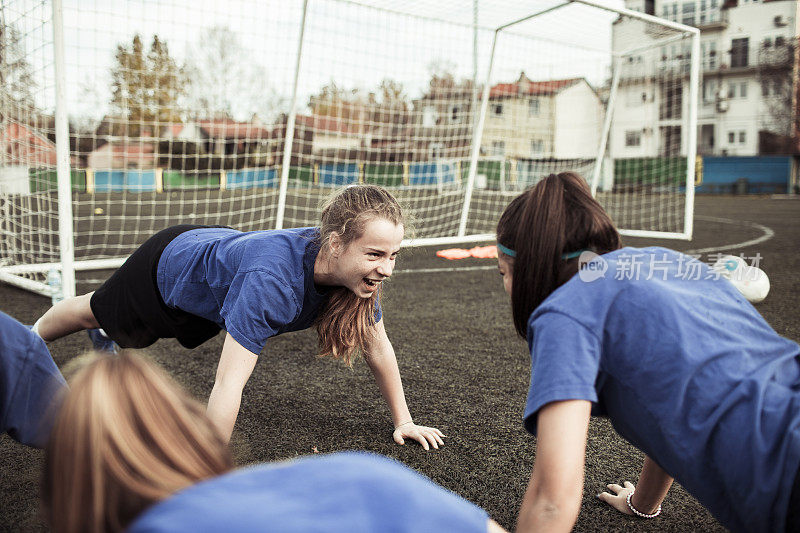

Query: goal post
[0,0,698,298]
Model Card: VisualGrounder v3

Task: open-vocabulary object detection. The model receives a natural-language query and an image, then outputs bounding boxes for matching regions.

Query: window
[492,103,503,116]
[626,89,648,107]
[762,79,770,96]
[702,79,718,103]
[659,84,682,120]
[531,139,544,154]
[700,124,715,150]
[625,130,642,147]
[682,2,696,25]
[701,41,717,70]
[451,105,460,122]
[429,142,443,159]
[422,107,436,127]
[775,36,786,47]
[730,38,749,68]
[739,81,747,98]
[763,37,772,48]
[528,98,540,116]
[739,131,746,143]
[728,131,735,143]
[491,140,505,156]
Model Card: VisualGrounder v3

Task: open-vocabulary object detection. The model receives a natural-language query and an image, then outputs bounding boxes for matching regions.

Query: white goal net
[0,0,698,298]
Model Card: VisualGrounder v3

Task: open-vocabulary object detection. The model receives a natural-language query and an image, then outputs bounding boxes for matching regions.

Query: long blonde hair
[316,184,404,365]
[43,351,233,533]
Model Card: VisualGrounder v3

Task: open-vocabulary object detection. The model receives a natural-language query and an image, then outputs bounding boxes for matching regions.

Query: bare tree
[183,26,283,122]
[0,21,37,121]
[757,37,798,154]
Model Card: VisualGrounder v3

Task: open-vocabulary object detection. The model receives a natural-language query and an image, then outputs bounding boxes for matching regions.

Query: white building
[611,0,797,158]
[482,73,605,160]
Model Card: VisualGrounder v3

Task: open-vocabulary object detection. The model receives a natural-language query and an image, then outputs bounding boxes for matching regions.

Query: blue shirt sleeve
[220,270,301,355]
[524,311,601,435]
[0,312,66,447]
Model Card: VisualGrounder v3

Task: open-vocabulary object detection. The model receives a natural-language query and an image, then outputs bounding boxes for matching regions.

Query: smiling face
[497,254,513,295]
[326,217,404,298]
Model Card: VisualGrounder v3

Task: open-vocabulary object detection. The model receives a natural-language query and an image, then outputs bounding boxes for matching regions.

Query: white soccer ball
[712,255,770,304]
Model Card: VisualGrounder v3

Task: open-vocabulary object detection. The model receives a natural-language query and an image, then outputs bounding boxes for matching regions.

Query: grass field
[1,195,798,532]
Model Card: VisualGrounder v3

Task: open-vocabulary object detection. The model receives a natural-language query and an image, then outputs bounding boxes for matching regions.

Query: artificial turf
[1,195,798,532]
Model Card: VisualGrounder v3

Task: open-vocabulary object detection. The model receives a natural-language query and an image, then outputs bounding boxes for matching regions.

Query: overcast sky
[8,0,629,123]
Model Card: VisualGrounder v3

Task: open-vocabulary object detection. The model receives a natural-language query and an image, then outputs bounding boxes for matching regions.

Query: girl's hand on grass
[393,422,446,450]
[597,481,636,515]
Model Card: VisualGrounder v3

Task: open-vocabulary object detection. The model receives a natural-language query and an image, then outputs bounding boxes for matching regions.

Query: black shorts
[89,225,226,349]
[787,465,800,532]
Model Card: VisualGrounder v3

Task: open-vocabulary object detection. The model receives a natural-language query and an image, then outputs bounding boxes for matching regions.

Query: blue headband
[496,243,587,261]
[496,243,516,257]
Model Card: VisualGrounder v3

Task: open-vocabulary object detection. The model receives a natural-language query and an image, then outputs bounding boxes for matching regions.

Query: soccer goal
[0,0,698,299]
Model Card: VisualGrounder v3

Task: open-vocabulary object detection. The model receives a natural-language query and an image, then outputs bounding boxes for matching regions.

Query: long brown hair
[315,184,404,365]
[497,172,621,337]
[43,351,233,533]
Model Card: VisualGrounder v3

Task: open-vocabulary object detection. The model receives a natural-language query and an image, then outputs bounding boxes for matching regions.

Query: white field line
[395,216,775,276]
[684,215,775,255]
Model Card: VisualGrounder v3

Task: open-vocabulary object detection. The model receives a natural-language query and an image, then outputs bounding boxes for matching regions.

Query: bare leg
[36,292,100,342]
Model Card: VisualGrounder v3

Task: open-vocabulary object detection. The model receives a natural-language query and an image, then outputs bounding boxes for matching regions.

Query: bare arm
[517,400,592,533]
[363,319,444,450]
[206,332,258,443]
[597,456,674,516]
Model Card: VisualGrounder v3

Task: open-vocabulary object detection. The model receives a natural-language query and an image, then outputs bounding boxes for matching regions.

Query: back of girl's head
[43,351,233,533]
[316,185,404,366]
[497,172,621,336]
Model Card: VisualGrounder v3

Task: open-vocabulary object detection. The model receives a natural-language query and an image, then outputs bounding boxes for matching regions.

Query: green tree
[110,34,184,135]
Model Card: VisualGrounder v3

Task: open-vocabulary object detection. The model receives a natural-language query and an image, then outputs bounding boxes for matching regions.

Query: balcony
[695,10,728,31]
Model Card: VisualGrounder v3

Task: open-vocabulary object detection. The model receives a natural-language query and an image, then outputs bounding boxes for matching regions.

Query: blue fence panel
[124,170,157,192]
[93,171,126,192]
[698,156,791,194]
[226,168,277,189]
[318,163,359,186]
[409,162,457,186]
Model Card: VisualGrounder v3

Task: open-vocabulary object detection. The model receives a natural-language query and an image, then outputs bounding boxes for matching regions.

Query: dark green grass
[1,196,798,532]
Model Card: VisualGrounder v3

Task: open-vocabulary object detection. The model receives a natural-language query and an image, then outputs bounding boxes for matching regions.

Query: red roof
[489,77,582,98]
[108,143,155,157]
[197,119,271,140]
[295,114,365,135]
[0,121,57,166]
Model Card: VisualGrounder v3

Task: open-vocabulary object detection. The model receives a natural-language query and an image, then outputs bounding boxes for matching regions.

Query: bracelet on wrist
[626,490,661,518]
[394,421,414,429]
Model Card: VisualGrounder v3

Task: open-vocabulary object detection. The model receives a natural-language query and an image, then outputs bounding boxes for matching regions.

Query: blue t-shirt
[157,227,381,355]
[0,311,66,448]
[523,247,800,533]
[128,451,489,533]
